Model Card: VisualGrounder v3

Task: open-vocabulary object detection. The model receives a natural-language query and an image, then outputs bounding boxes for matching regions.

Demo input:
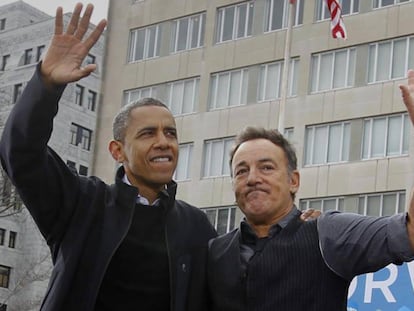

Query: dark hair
[229,126,298,176]
[112,97,170,142]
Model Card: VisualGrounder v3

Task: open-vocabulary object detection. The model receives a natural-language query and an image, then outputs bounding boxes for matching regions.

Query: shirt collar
[240,206,297,243]
[122,174,160,206]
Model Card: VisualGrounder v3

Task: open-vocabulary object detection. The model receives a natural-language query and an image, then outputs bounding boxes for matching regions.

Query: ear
[108,140,124,163]
[289,170,300,195]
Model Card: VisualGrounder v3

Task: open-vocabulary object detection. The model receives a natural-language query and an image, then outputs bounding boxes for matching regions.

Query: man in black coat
[0,3,217,310]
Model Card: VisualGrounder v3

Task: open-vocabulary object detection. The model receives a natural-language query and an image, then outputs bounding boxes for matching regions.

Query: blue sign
[347,262,414,311]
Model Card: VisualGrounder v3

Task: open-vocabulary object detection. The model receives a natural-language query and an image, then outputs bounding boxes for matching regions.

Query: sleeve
[318,210,414,280]
[0,64,80,244]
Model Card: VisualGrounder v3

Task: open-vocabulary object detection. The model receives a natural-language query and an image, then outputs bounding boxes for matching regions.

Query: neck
[250,224,272,238]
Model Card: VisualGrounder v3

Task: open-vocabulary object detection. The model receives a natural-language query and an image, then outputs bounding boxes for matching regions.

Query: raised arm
[41,3,107,88]
[400,70,414,250]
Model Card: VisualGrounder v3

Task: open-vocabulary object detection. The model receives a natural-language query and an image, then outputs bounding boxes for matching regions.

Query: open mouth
[150,156,172,163]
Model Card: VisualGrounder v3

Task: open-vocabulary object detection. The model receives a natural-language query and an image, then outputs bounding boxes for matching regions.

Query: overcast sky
[0,0,109,24]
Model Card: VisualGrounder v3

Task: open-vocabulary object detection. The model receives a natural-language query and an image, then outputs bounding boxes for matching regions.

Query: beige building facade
[95,0,414,235]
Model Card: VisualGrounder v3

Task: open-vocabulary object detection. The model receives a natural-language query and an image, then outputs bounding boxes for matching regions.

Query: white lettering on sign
[364,264,397,303]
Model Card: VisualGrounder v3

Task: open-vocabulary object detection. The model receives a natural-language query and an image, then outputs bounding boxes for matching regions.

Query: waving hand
[41,3,107,88]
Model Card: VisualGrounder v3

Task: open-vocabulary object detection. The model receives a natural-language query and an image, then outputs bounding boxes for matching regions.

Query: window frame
[311,48,356,93]
[361,113,409,159]
[8,231,16,249]
[0,265,11,288]
[203,206,237,235]
[304,121,351,166]
[87,90,97,111]
[203,137,235,177]
[215,1,254,43]
[367,36,414,83]
[75,84,84,107]
[174,143,194,181]
[171,13,206,53]
[316,0,359,21]
[128,24,161,62]
[258,58,299,101]
[209,68,249,110]
[70,123,93,151]
[264,0,304,32]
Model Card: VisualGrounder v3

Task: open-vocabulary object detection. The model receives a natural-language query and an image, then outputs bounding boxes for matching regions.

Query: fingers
[66,3,83,35]
[300,208,321,222]
[400,70,414,124]
[74,4,94,40]
[54,7,63,35]
[83,19,107,50]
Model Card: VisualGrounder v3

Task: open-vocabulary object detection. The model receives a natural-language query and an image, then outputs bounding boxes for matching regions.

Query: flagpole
[278,0,295,133]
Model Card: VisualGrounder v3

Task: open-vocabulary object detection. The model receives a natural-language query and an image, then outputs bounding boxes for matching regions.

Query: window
[70,123,92,151]
[75,84,84,106]
[23,48,33,65]
[171,13,205,52]
[128,24,161,62]
[304,121,350,165]
[362,113,409,159]
[85,54,96,66]
[203,137,235,177]
[209,68,249,110]
[204,206,237,235]
[258,58,299,101]
[66,160,77,173]
[124,86,156,105]
[13,83,23,104]
[316,0,359,21]
[358,191,405,216]
[300,197,345,212]
[79,165,88,176]
[8,231,16,249]
[0,18,5,31]
[311,48,356,92]
[1,55,9,71]
[0,265,10,288]
[284,128,294,142]
[215,1,254,43]
[368,36,414,83]
[87,90,97,111]
[373,0,411,8]
[174,143,193,181]
[264,0,304,32]
[36,45,45,62]
[0,229,5,246]
[166,78,199,115]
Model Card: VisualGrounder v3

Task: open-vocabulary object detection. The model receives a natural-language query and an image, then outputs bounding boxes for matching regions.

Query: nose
[154,131,169,149]
[246,168,261,186]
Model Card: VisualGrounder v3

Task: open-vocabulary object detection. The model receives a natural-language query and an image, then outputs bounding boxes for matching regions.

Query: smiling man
[0,4,216,311]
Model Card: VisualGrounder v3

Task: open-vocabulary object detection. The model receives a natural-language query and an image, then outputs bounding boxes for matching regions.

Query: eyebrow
[234,157,275,168]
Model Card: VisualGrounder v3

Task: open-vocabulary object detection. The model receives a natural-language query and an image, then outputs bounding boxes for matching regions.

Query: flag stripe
[326,0,347,39]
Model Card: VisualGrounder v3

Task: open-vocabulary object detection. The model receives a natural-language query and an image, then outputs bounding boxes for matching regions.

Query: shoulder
[208,228,239,251]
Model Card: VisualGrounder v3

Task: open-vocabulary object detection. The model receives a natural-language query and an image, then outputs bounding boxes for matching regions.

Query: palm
[40,3,106,86]
[43,35,90,83]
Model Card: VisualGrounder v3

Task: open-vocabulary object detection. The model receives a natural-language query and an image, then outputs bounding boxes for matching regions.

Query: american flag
[325,0,347,39]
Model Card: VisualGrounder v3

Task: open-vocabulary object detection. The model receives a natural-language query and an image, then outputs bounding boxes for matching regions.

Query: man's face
[231,138,299,226]
[118,105,178,195]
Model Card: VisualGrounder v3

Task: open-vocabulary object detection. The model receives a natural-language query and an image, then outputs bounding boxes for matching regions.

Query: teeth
[152,157,170,162]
